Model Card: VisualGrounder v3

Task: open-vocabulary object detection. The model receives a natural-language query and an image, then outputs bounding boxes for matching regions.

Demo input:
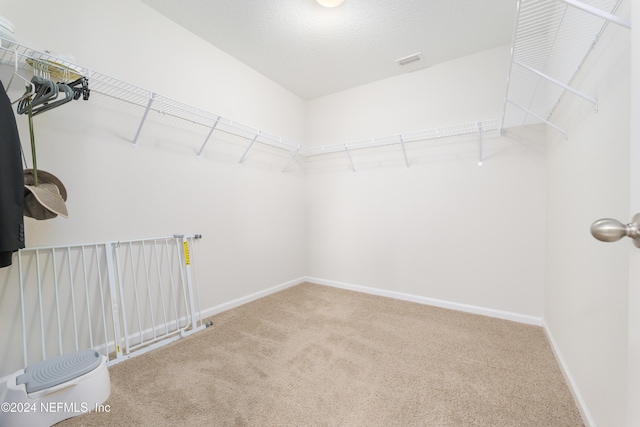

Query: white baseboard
[543,321,595,427]
[304,276,543,326]
[200,276,307,319]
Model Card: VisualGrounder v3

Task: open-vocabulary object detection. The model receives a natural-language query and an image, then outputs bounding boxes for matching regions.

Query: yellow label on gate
[183,241,191,265]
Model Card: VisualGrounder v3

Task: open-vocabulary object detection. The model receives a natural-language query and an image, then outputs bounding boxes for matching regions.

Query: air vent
[395,52,422,66]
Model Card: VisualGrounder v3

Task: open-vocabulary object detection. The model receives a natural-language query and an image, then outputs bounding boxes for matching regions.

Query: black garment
[0,80,25,267]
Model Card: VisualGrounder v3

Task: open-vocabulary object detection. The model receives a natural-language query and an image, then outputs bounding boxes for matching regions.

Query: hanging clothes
[0,80,25,268]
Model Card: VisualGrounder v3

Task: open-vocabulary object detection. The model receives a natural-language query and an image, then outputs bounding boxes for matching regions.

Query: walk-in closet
[0,1,636,426]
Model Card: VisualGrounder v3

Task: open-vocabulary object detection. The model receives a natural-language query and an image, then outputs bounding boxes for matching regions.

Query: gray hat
[23,169,68,220]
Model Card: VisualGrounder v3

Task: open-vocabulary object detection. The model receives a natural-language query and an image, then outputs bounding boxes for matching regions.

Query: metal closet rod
[306,120,499,173]
[0,42,300,154]
[1,40,499,169]
[303,119,500,157]
[559,0,631,29]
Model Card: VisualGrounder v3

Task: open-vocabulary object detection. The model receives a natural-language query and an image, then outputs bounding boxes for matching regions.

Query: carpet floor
[57,282,583,426]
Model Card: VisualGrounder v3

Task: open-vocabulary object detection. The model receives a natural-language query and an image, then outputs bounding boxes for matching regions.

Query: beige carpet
[57,283,583,426]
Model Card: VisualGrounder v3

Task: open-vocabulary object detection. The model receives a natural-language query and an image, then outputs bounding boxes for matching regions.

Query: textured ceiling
[141,0,517,100]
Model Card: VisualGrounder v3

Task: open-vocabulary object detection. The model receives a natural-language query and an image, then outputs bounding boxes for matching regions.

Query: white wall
[0,0,306,143]
[544,1,631,425]
[305,45,509,147]
[0,0,307,374]
[305,46,546,319]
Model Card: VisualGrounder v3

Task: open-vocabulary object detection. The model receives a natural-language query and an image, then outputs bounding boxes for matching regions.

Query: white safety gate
[11,234,208,370]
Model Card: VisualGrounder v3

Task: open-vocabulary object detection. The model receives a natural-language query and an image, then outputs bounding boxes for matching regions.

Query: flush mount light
[316,0,344,7]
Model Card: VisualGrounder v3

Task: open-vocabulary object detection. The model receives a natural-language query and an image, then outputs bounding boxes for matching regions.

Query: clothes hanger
[18,60,66,114]
[16,76,57,114]
[31,82,74,116]
[14,58,89,115]
[31,61,59,107]
[67,76,90,100]
[8,74,35,105]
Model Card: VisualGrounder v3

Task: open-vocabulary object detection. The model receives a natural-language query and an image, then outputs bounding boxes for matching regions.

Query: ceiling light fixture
[316,0,344,7]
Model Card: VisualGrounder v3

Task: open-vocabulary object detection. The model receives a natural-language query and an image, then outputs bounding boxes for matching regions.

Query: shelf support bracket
[196,117,221,159]
[344,143,356,173]
[477,122,483,166]
[238,132,259,165]
[513,59,598,110]
[281,145,302,173]
[132,92,156,148]
[507,99,568,138]
[399,135,410,169]
[558,0,631,29]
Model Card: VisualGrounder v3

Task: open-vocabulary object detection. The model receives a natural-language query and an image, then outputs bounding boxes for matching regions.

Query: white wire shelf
[0,41,300,156]
[502,0,629,136]
[302,119,500,157]
[0,40,498,169]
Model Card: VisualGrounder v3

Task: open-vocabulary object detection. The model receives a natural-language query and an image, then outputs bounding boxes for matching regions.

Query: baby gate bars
[5,234,207,374]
